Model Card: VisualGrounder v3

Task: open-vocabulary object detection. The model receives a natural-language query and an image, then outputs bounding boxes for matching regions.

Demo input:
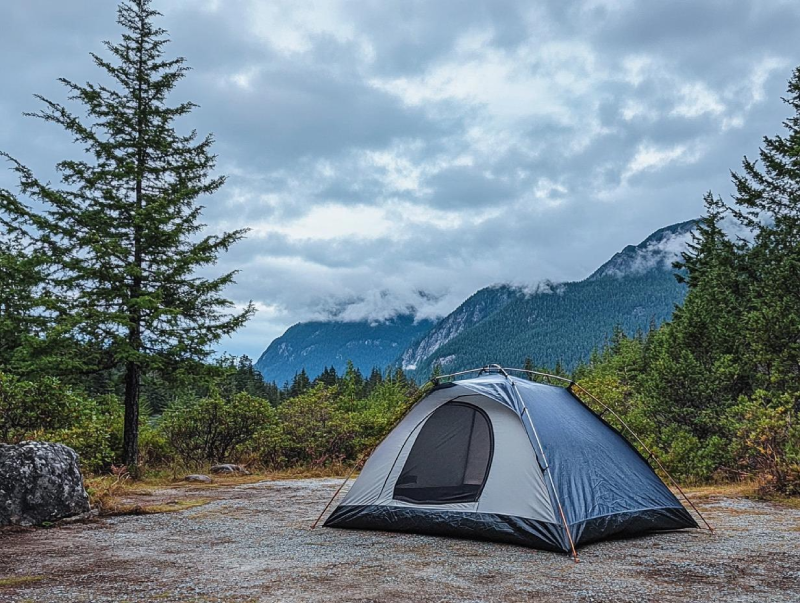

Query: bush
[265,385,356,468]
[0,372,89,442]
[159,391,277,464]
[731,390,800,495]
[0,371,123,472]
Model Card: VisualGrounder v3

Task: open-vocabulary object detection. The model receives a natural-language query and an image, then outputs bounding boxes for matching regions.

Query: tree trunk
[123,359,140,472]
[123,22,147,476]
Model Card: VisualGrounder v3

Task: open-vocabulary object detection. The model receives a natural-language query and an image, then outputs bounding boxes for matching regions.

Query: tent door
[393,401,494,504]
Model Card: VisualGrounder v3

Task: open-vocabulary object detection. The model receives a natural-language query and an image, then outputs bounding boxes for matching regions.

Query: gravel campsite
[1,477,799,603]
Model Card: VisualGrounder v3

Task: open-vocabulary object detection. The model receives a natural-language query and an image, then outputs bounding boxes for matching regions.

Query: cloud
[1,0,798,358]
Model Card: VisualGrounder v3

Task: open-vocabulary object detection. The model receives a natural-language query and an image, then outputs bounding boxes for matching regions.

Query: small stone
[184,474,213,483]
[209,464,250,475]
[0,441,91,527]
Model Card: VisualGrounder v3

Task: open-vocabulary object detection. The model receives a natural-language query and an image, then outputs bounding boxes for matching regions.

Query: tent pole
[311,457,363,529]
[513,383,579,562]
[310,380,435,529]
[568,382,715,534]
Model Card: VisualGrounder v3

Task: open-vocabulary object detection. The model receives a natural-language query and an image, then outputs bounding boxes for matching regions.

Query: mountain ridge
[255,220,697,384]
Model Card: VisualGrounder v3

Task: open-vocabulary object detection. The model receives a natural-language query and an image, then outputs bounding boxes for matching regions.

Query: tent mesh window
[393,401,494,504]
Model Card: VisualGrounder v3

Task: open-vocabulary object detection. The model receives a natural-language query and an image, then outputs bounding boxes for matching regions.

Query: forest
[0,0,798,497]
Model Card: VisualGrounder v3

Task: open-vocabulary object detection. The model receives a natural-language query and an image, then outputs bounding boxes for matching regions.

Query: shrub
[159,391,277,464]
[0,372,89,442]
[0,371,123,472]
[268,385,357,468]
[731,390,800,495]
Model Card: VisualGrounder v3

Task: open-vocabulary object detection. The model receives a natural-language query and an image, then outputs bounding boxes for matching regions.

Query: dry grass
[0,576,44,588]
[115,498,213,516]
[680,482,760,500]
[83,464,354,517]
[678,481,800,510]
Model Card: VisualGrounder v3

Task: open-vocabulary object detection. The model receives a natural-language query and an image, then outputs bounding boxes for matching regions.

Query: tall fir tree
[731,65,800,394]
[641,193,749,440]
[0,226,49,366]
[0,0,253,471]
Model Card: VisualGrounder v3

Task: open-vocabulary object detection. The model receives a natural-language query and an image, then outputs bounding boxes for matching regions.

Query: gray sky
[1,0,798,359]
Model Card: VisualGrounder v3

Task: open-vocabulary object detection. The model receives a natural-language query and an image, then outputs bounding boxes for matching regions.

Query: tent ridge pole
[514,382,579,562]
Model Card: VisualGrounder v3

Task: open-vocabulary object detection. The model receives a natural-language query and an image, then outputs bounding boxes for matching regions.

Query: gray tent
[324,368,709,558]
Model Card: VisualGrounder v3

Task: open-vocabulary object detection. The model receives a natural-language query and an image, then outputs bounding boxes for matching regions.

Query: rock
[0,441,91,527]
[209,464,250,475]
[184,474,212,483]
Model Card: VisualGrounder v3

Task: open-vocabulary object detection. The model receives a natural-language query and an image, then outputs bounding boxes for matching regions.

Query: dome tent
[322,366,709,559]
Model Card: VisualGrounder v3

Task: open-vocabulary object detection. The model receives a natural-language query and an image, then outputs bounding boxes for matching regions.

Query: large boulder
[0,441,91,527]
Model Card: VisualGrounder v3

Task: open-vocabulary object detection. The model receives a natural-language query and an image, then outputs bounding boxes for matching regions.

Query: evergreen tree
[0,229,48,367]
[366,366,383,394]
[0,0,253,471]
[289,369,312,398]
[641,193,749,441]
[731,65,800,394]
[314,365,338,387]
[341,360,365,400]
[392,366,408,386]
[522,356,535,380]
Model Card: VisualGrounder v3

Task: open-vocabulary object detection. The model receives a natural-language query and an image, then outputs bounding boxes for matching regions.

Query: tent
[323,367,707,559]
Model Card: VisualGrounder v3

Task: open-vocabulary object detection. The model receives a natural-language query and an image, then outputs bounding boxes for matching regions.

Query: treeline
[0,360,418,473]
[573,67,800,495]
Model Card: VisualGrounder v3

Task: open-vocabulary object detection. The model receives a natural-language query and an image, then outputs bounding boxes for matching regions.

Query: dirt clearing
[1,478,799,602]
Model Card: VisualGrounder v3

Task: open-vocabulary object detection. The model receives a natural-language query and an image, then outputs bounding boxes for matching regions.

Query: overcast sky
[1,0,798,359]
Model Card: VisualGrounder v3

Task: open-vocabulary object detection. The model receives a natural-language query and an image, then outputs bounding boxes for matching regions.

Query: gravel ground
[1,478,799,602]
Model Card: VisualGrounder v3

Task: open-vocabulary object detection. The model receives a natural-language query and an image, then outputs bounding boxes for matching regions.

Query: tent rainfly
[322,367,709,560]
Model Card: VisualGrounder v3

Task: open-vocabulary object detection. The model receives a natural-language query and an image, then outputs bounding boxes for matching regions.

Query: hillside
[400,285,522,370]
[254,315,435,385]
[405,220,696,378]
[255,220,696,384]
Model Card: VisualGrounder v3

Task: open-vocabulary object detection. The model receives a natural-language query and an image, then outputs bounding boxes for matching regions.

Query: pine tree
[366,366,383,394]
[522,356,535,380]
[0,0,253,471]
[731,65,800,393]
[289,369,311,397]
[641,193,749,441]
[0,229,49,367]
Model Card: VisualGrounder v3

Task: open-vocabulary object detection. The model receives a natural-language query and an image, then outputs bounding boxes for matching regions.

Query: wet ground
[1,478,799,602]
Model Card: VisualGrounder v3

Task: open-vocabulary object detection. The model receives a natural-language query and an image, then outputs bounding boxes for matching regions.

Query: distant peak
[588,220,698,280]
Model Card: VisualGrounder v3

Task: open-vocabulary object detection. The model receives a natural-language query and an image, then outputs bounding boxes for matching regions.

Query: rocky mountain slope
[255,220,697,384]
[254,314,434,385]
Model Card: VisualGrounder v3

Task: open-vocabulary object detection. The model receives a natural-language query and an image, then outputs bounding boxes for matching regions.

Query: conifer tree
[731,65,800,393]
[0,228,49,366]
[0,0,253,471]
[289,369,311,397]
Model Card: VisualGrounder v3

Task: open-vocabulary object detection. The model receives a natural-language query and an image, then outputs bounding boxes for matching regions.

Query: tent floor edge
[570,505,699,547]
[324,505,568,553]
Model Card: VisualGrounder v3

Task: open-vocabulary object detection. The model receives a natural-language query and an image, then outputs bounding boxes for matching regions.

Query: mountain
[588,220,696,280]
[400,285,522,370]
[254,314,435,386]
[404,220,696,378]
[254,219,697,385]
